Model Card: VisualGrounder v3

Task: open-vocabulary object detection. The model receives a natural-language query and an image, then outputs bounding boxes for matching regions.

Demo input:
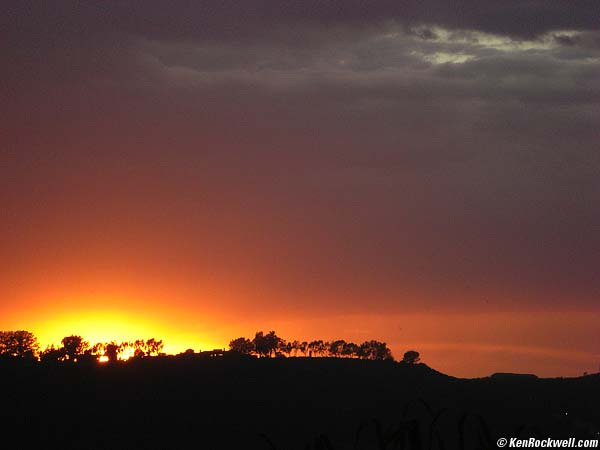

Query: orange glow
[18,292,224,355]
[3,4,599,384]
[2,287,598,378]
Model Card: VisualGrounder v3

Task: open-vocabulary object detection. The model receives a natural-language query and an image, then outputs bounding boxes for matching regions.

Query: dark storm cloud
[2,1,600,314]
[3,0,600,51]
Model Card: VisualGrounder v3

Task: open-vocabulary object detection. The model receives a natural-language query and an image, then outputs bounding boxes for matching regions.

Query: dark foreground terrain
[1,356,598,450]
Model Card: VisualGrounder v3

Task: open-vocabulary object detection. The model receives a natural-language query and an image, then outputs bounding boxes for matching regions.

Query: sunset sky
[2,1,599,377]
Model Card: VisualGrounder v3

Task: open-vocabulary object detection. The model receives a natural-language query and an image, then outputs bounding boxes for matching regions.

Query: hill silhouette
[0,355,598,449]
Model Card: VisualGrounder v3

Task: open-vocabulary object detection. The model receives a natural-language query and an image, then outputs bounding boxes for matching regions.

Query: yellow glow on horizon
[34,309,156,345]
[29,306,223,355]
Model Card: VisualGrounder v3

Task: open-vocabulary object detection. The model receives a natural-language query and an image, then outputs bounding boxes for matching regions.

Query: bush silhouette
[402,350,421,364]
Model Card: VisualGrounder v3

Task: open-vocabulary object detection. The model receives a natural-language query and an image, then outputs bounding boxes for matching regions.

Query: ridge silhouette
[0,329,597,449]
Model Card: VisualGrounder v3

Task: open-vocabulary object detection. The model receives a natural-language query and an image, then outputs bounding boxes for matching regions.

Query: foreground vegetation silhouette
[0,329,598,449]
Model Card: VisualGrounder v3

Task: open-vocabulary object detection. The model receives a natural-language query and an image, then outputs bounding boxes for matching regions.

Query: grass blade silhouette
[473,414,493,449]
[428,409,448,450]
[373,419,386,450]
[432,430,446,450]
[314,434,336,450]
[259,433,281,450]
[354,420,369,450]
[458,412,468,450]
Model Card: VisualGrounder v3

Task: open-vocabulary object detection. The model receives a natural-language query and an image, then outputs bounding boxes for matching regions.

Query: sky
[1,1,599,377]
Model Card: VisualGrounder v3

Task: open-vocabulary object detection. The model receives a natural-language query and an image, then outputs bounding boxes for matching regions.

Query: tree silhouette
[290,340,301,356]
[329,340,346,358]
[229,337,254,354]
[280,340,293,357]
[266,332,282,357]
[61,335,89,361]
[40,345,66,362]
[402,350,420,364]
[89,342,106,357]
[342,342,359,358]
[120,341,131,358]
[132,340,146,358]
[144,338,164,356]
[253,331,281,358]
[105,342,120,362]
[299,341,308,356]
[308,340,323,357]
[359,340,393,360]
[253,332,267,357]
[0,330,39,359]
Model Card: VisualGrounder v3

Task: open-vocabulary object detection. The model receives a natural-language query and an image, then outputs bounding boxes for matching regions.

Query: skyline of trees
[229,331,395,360]
[0,329,415,364]
[0,332,165,363]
